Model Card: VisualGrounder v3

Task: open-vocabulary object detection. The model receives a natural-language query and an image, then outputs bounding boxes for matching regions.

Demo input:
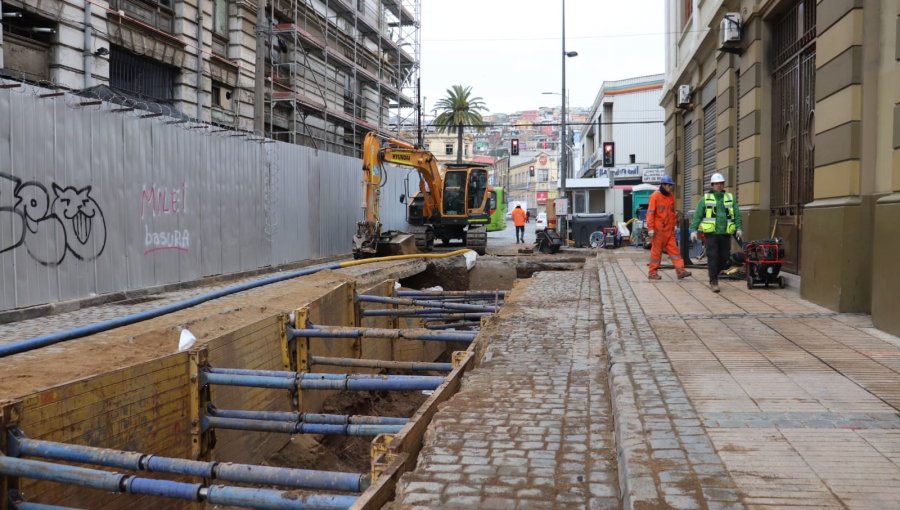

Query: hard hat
[660,175,674,185]
[710,172,726,184]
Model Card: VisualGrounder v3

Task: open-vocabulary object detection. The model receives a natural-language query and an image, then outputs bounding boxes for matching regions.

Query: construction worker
[690,172,743,293]
[647,175,691,281]
[511,204,526,243]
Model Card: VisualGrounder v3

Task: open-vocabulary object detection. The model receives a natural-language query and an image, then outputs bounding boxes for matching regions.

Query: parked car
[535,212,547,229]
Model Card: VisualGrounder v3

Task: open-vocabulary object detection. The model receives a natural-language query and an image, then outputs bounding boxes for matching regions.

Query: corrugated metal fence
[0,85,410,311]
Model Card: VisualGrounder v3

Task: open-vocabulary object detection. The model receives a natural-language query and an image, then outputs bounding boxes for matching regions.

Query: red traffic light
[602,142,615,167]
[511,138,520,155]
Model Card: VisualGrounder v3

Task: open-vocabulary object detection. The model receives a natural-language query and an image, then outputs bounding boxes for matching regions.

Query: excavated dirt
[266,389,430,473]
[0,261,424,401]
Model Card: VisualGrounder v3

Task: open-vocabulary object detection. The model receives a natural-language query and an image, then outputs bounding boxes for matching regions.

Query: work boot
[677,270,692,279]
[648,274,662,280]
[709,281,720,293]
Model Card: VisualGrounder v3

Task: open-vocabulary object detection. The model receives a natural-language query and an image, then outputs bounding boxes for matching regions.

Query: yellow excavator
[352,132,491,258]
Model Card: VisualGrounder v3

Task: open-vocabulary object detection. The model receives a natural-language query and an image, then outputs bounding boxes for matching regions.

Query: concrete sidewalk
[395,249,900,509]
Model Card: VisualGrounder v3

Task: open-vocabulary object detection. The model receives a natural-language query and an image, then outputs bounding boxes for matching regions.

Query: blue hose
[0,263,342,358]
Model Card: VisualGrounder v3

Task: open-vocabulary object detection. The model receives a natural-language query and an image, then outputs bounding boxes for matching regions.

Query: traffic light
[529,165,535,177]
[511,138,519,156]
[602,142,615,167]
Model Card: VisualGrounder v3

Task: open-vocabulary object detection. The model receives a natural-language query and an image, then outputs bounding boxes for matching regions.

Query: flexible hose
[0,250,474,358]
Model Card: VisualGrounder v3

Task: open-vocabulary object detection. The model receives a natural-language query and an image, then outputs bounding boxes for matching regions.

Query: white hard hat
[710,173,725,184]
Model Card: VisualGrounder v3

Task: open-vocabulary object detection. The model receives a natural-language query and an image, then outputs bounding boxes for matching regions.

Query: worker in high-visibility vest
[511,205,527,244]
[647,175,692,281]
[690,173,743,293]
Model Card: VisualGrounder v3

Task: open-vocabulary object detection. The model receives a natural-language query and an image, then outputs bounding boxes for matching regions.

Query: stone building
[0,0,419,155]
[662,0,899,334]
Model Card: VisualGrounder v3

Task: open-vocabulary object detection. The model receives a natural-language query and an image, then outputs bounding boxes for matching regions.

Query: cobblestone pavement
[394,259,619,509]
[610,250,900,509]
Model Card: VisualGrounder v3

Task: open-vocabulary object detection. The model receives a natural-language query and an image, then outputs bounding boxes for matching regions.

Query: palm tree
[432,85,487,164]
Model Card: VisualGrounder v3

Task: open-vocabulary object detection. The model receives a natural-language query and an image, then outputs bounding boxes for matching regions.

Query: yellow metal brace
[293,307,310,412]
[188,348,212,460]
[451,351,470,369]
[370,433,397,483]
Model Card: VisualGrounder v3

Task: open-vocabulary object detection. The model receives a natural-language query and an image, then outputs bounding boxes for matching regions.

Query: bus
[486,187,507,232]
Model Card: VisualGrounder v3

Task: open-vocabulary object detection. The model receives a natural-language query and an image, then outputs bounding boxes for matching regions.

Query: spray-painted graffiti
[141,183,191,255]
[0,173,107,266]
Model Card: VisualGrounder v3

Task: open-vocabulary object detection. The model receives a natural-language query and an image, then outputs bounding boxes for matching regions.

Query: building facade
[507,151,558,214]
[662,0,899,334]
[0,0,419,155]
[576,74,666,223]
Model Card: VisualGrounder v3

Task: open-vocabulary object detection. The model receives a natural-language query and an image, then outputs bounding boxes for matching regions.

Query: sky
[419,0,666,116]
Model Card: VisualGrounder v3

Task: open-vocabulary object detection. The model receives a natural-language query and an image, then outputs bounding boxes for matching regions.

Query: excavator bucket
[376,231,418,256]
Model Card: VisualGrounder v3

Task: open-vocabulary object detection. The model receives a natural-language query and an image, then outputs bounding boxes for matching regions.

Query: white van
[535,212,547,229]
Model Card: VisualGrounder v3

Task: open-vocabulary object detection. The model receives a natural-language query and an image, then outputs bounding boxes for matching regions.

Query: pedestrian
[690,172,743,293]
[511,205,526,244]
[526,210,531,223]
[647,175,692,281]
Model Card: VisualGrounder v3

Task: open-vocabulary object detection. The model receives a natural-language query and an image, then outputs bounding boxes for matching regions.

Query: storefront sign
[535,191,548,205]
[642,168,665,183]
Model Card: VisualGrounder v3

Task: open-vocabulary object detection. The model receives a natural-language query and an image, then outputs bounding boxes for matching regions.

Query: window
[538,169,548,182]
[211,82,234,110]
[0,11,54,81]
[110,46,178,102]
[682,0,693,26]
[109,0,174,34]
[629,154,636,164]
[213,0,228,37]
[445,144,454,156]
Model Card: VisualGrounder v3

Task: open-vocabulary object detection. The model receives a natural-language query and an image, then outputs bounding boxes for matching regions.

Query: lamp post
[559,0,578,241]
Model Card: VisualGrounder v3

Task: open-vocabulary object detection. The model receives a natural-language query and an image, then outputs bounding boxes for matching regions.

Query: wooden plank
[21,354,185,409]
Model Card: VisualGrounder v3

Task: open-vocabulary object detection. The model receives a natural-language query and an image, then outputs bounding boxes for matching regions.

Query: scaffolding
[266,0,420,156]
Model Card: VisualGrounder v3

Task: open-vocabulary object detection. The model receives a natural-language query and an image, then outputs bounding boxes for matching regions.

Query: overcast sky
[419,0,666,116]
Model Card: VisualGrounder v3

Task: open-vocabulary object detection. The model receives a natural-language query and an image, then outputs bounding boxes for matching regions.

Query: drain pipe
[0,456,357,509]
[83,1,92,88]
[202,371,445,391]
[7,429,368,492]
[203,416,403,436]
[0,250,474,358]
[361,308,492,318]
[289,326,476,343]
[309,356,452,372]
[208,406,408,425]
[357,295,498,313]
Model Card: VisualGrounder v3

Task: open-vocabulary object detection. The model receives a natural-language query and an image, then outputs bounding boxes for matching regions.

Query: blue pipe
[207,367,441,380]
[356,295,498,312]
[0,456,126,492]
[424,321,482,330]
[205,485,356,510]
[202,372,295,389]
[361,307,488,316]
[289,327,476,343]
[397,290,506,297]
[9,432,367,492]
[14,502,83,510]
[309,355,453,371]
[209,407,408,425]
[0,263,343,358]
[125,477,202,500]
[0,455,357,509]
[300,376,444,391]
[204,416,403,436]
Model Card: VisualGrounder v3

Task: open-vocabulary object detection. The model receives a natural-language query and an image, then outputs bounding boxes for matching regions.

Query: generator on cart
[744,238,785,289]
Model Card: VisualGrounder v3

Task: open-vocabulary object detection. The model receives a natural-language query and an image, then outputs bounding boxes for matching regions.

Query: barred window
[110,47,178,102]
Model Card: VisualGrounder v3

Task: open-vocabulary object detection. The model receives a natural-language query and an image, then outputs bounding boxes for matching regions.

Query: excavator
[352,132,491,258]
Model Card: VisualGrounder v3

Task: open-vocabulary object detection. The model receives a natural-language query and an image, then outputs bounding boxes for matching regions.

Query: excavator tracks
[465,226,487,255]
[411,225,435,252]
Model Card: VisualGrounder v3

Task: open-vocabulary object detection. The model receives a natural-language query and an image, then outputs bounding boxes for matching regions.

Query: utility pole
[254,0,267,134]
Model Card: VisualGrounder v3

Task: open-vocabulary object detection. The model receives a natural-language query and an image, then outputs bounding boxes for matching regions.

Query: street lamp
[559,0,578,241]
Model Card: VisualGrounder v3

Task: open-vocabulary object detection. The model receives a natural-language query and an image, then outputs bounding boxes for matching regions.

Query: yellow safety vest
[700,192,736,234]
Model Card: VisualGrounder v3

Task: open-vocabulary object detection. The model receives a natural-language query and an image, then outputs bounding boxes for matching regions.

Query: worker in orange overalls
[511,205,527,244]
[647,175,692,280]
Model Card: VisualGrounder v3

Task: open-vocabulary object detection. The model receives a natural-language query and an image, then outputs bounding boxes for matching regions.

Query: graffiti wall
[0,85,408,312]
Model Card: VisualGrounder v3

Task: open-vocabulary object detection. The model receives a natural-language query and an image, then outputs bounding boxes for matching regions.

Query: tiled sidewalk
[614,252,900,509]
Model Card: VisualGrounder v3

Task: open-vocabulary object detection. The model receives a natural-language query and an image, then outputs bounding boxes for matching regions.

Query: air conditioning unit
[719,12,742,46]
[677,85,692,108]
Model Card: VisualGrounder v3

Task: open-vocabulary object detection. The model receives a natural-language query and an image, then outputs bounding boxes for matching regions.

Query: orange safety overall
[646,190,687,277]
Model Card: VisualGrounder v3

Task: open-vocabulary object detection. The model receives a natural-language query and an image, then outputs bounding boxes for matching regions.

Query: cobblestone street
[396,247,900,509]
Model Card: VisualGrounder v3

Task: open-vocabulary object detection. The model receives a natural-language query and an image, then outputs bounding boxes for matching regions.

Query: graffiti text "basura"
[144,225,190,255]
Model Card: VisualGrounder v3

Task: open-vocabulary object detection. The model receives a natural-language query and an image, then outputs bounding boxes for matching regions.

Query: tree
[432,85,487,164]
